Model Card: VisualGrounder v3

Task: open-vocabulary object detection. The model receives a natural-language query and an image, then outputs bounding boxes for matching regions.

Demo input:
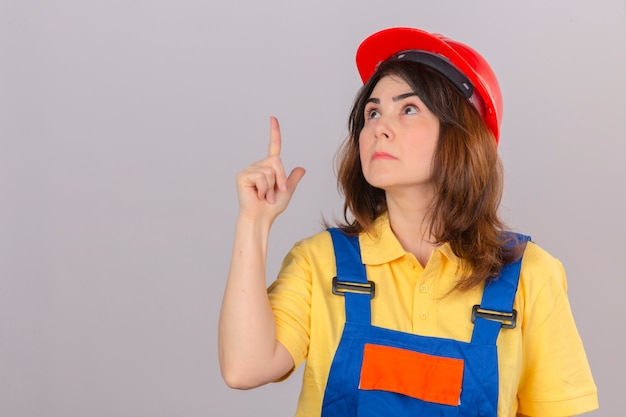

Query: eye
[365,108,380,120]
[403,104,418,115]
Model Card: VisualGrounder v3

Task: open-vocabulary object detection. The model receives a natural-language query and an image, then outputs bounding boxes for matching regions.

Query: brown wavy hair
[334,59,523,291]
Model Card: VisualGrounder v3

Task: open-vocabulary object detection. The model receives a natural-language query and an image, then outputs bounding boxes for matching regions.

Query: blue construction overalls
[321,228,530,417]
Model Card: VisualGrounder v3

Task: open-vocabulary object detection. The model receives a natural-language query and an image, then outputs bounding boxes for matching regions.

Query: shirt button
[419,311,429,319]
[420,284,429,293]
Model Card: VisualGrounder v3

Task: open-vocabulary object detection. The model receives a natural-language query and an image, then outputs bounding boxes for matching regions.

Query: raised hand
[235,116,306,223]
[220,116,303,388]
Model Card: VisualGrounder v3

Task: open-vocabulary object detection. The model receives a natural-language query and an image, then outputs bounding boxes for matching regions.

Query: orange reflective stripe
[359,343,464,406]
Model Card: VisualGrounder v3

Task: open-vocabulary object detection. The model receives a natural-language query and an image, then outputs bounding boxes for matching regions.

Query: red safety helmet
[356,27,503,143]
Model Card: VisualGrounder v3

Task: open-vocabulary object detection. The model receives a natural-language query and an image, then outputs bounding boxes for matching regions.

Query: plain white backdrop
[1,1,624,416]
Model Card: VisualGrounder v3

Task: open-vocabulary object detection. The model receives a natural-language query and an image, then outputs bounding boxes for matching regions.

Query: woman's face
[359,75,440,194]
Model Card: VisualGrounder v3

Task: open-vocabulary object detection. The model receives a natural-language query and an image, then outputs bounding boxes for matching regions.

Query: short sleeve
[267,240,313,371]
[516,244,598,416]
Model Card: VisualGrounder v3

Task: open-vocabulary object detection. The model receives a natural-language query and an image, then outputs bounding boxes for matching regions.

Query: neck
[385,187,439,267]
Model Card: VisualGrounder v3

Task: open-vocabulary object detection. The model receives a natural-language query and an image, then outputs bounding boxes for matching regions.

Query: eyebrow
[365,92,418,105]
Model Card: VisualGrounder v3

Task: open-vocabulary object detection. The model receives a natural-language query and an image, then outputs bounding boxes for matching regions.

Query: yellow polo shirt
[268,214,598,417]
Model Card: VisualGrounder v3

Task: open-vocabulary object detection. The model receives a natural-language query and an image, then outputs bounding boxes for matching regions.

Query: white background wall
[1,1,624,416]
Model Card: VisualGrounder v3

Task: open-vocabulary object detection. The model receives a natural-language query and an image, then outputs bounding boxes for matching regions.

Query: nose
[374,119,392,140]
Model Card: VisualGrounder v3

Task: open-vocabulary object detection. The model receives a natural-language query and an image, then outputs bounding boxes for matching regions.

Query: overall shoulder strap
[327,228,372,324]
[471,233,531,345]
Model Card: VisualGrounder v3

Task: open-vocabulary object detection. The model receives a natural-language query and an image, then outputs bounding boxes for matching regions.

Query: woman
[218,27,598,417]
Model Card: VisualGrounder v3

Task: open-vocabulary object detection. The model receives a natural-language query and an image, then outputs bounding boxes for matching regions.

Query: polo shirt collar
[358,213,462,267]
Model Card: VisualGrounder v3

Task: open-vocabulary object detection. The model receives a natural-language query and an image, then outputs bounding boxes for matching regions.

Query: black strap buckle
[332,277,375,299]
[471,305,517,329]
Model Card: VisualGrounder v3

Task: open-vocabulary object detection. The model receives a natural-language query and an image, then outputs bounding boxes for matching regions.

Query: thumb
[286,167,306,193]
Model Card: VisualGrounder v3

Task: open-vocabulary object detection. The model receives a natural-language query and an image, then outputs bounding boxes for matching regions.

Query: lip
[371,151,397,160]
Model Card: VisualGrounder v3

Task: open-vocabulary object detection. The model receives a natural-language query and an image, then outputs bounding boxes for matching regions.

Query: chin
[364,176,390,189]
[366,180,396,191]
[363,170,396,187]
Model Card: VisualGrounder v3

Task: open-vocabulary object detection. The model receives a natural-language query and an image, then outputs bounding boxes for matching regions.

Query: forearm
[218,216,291,388]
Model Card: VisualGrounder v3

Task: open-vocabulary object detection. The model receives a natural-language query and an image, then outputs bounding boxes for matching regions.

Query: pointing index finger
[267,116,282,157]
